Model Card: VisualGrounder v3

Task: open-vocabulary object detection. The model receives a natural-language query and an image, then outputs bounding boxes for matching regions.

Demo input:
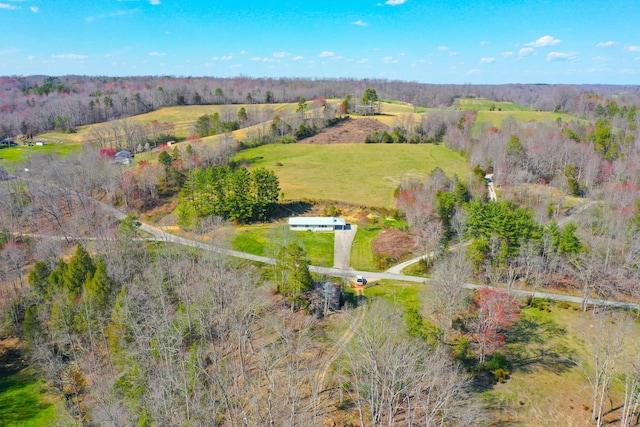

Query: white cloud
[319,51,335,57]
[148,52,166,56]
[351,20,368,26]
[239,50,247,55]
[357,58,369,64]
[519,47,534,57]
[273,51,289,58]
[628,46,640,52]
[0,48,19,55]
[502,51,514,57]
[0,3,19,10]
[262,58,275,63]
[437,46,449,51]
[480,57,495,64]
[292,55,304,61]
[221,55,232,60]
[249,57,261,61]
[86,9,138,23]
[29,6,38,12]
[467,69,481,75]
[383,56,393,63]
[596,41,616,48]
[591,56,609,62]
[52,53,88,60]
[526,35,561,47]
[149,0,160,4]
[480,41,490,46]
[546,51,578,61]
[385,0,407,4]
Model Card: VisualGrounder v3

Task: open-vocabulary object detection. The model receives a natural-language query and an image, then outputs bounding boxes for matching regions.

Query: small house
[288,216,348,231]
[114,150,133,165]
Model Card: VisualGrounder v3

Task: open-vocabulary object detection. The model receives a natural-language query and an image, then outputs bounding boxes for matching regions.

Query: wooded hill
[1,75,640,136]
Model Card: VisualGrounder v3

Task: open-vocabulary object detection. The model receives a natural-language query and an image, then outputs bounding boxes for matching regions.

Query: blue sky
[2,0,640,84]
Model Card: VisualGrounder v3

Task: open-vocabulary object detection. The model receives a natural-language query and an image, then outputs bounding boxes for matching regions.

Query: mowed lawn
[234,143,470,207]
[232,224,335,267]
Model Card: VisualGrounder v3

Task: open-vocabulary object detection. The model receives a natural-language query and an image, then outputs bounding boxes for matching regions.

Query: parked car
[0,138,17,147]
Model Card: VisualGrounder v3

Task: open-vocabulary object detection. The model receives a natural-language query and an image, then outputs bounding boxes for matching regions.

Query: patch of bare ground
[372,228,415,260]
[299,117,389,144]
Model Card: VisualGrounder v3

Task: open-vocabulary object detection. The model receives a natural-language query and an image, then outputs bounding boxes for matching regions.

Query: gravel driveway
[333,225,357,269]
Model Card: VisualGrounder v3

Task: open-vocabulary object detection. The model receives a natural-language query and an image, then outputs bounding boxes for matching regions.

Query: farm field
[453,97,579,132]
[234,143,470,207]
[456,98,534,111]
[475,110,573,128]
[129,102,298,139]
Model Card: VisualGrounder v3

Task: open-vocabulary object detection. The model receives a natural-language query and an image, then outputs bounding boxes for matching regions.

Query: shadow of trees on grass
[504,308,576,375]
[0,347,53,424]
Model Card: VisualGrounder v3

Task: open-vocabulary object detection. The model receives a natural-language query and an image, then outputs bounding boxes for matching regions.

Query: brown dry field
[298,117,390,145]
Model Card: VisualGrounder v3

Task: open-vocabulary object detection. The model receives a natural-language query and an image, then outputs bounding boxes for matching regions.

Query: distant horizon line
[2,74,639,87]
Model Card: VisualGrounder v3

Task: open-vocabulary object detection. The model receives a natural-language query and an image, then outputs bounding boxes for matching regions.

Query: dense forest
[2,76,640,426]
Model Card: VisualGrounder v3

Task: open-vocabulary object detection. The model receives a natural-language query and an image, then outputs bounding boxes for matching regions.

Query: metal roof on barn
[288,217,346,226]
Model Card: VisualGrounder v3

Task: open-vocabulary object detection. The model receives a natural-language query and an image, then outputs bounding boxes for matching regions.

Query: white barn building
[288,217,348,231]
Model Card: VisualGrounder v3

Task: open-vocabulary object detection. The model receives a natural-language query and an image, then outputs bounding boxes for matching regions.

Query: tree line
[2,74,640,138]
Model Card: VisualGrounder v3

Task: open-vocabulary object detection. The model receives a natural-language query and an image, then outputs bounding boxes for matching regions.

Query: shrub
[473,353,513,383]
[453,337,473,365]
[493,368,510,383]
[374,254,394,269]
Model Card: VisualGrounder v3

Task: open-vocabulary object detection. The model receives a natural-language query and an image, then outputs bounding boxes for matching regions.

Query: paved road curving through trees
[93,199,640,311]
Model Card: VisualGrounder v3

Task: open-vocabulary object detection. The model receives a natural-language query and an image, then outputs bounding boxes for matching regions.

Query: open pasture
[475,110,572,128]
[0,143,81,168]
[234,142,470,208]
[457,98,533,111]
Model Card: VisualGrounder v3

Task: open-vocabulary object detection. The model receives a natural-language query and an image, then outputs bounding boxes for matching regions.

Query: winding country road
[91,199,640,311]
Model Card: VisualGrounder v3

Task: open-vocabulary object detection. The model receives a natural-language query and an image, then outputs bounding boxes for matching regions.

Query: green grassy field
[0,363,71,426]
[232,224,335,267]
[0,143,81,169]
[350,225,382,271]
[362,279,423,310]
[456,98,533,112]
[475,110,572,128]
[234,143,470,208]
[453,97,577,132]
